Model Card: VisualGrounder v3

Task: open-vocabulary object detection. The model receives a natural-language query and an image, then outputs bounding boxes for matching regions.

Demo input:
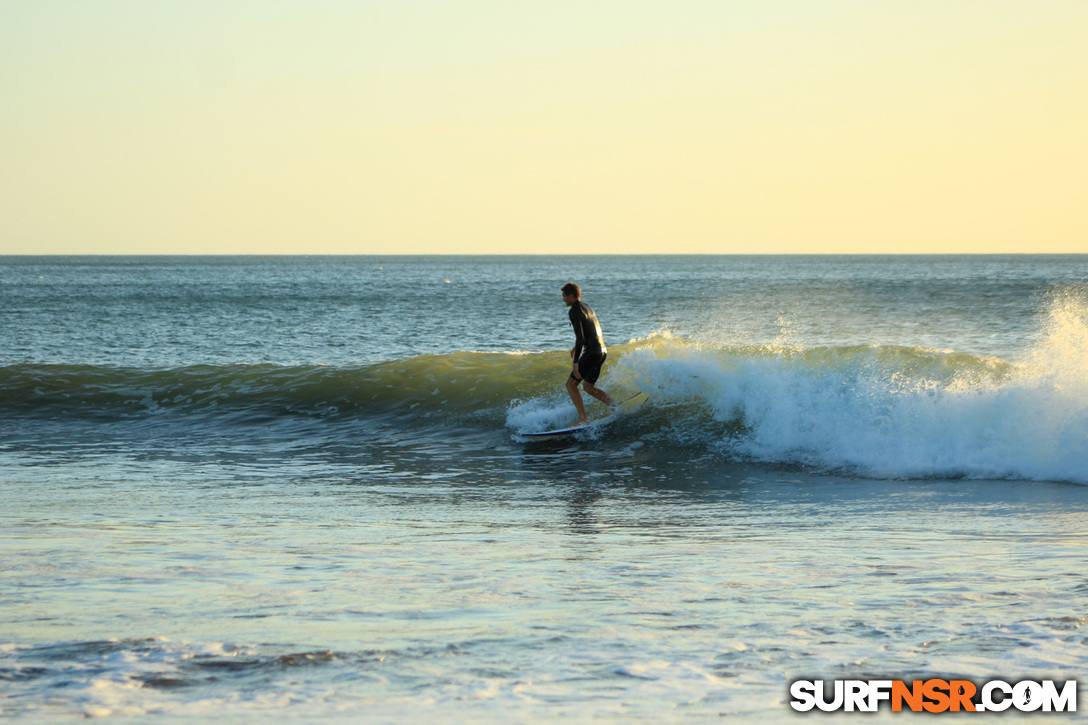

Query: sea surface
[2,255,1087,722]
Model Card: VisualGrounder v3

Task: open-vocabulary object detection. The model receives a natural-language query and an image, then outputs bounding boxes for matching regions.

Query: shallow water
[5,452,1087,721]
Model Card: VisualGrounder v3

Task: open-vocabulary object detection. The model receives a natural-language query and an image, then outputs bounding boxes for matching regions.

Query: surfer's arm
[569,307,585,360]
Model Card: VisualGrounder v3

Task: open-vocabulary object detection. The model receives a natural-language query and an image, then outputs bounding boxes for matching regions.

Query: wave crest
[6,290,1088,484]
[605,296,1088,483]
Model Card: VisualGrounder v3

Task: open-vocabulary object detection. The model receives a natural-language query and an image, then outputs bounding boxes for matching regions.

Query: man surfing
[561,282,614,425]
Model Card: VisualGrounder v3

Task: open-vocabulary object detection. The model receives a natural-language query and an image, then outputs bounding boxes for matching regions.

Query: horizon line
[4,252,1087,258]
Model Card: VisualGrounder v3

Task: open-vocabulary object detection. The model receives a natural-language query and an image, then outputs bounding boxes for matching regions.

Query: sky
[1,1,1086,255]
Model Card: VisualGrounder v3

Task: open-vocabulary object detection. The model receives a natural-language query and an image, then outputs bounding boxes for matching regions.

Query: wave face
[6,294,1088,484]
[0,352,560,423]
[510,293,1088,484]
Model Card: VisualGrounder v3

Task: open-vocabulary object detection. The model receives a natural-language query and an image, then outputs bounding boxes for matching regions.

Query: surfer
[562,282,614,425]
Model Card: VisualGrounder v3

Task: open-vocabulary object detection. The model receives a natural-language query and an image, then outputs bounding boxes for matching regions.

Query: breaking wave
[5,292,1088,483]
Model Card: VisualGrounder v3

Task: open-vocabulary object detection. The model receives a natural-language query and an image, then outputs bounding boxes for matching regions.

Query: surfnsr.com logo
[789,679,1077,713]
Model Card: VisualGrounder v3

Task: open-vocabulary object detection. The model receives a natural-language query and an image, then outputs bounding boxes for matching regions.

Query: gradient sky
[2,1,1086,254]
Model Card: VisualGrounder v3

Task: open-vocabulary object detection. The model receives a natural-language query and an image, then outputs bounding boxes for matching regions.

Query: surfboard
[522,392,647,438]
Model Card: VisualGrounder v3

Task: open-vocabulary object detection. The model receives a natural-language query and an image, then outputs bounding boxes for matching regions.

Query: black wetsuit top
[569,301,606,360]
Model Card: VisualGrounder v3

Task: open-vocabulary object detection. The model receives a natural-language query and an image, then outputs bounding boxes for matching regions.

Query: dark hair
[561,282,581,299]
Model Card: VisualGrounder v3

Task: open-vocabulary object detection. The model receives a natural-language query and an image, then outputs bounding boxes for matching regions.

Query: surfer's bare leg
[565,375,590,425]
[582,381,614,408]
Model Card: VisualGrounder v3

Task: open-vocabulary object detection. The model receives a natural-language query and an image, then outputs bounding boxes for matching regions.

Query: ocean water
[2,255,1087,722]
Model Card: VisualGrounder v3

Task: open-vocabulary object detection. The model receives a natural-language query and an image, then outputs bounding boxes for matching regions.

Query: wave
[510,292,1088,484]
[0,351,566,422]
[606,338,1086,482]
[5,292,1088,483]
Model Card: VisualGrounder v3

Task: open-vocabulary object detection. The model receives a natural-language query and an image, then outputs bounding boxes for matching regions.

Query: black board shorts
[572,350,607,385]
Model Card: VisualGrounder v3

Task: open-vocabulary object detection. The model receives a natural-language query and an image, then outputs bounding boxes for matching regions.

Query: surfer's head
[561,282,581,305]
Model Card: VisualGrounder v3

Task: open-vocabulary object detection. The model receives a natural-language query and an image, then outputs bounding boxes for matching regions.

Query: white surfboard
[521,392,647,438]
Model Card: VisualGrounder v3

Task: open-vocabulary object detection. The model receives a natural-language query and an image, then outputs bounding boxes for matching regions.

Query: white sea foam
[506,396,574,434]
[610,292,1088,483]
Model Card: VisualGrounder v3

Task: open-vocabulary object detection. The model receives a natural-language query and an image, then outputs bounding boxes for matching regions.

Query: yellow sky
[1,1,1086,254]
